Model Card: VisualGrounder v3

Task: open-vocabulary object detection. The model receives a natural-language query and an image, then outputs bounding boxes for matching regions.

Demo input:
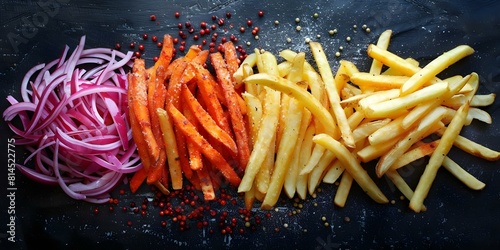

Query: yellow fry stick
[238,88,280,193]
[385,170,427,212]
[369,29,393,75]
[401,45,474,95]
[261,96,303,209]
[435,128,500,161]
[310,42,355,148]
[376,106,448,177]
[243,73,337,137]
[442,156,485,190]
[364,81,449,119]
[313,134,389,204]
[410,102,470,212]
[334,172,353,207]
[157,108,183,189]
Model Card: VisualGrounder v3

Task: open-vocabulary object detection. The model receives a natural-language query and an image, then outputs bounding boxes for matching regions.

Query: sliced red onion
[3,36,138,203]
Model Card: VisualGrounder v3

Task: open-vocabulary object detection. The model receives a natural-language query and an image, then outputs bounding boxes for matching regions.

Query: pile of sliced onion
[3,36,141,203]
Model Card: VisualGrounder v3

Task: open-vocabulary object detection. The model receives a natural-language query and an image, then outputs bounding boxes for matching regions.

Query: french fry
[364,81,449,119]
[238,88,280,193]
[322,159,344,184]
[410,102,470,212]
[350,73,409,90]
[435,128,500,161]
[157,108,183,190]
[261,93,303,209]
[442,156,485,190]
[334,171,353,207]
[223,42,240,80]
[391,140,440,170]
[369,29,392,75]
[376,106,448,177]
[255,133,275,194]
[385,170,427,212]
[243,73,337,136]
[310,42,355,148]
[313,133,389,204]
[182,101,204,171]
[400,45,474,95]
[196,161,216,200]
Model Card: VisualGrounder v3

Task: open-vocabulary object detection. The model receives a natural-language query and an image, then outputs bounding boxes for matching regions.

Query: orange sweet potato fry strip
[196,161,216,200]
[223,42,239,81]
[181,84,238,157]
[191,62,232,134]
[129,59,160,164]
[167,103,241,187]
[210,52,250,170]
[192,49,209,65]
[182,102,204,171]
[129,167,147,193]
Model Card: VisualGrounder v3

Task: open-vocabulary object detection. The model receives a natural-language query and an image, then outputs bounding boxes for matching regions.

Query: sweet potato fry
[167,103,241,187]
[128,59,160,164]
[196,162,216,200]
[182,103,204,171]
[129,167,147,193]
[191,62,232,134]
[182,84,238,157]
[223,41,240,80]
[211,52,251,170]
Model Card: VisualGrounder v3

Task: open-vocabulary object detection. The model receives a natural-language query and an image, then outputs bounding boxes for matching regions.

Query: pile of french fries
[128,34,251,201]
[236,29,499,212]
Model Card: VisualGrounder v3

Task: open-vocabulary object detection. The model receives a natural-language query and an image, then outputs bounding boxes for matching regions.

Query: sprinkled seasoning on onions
[3,36,139,203]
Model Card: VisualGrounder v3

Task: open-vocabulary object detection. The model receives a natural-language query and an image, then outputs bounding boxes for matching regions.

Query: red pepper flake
[258,10,264,17]
[174,11,180,18]
[157,42,162,48]
[246,19,253,26]
[152,35,158,42]
[129,42,135,49]
[138,44,145,51]
[134,51,141,58]
[142,33,148,40]
[239,26,245,33]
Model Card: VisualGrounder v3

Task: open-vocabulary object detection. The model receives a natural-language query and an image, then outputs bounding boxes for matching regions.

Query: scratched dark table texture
[1,0,500,249]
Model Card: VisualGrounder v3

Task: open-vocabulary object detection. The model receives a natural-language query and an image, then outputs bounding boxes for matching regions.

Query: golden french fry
[435,128,500,161]
[376,106,448,177]
[391,140,440,170]
[351,73,410,90]
[157,108,183,189]
[261,94,304,209]
[238,88,280,193]
[385,170,427,212]
[234,53,256,87]
[470,93,496,107]
[364,81,449,119]
[255,133,275,194]
[310,42,355,148]
[370,29,393,75]
[313,133,389,204]
[442,156,485,190]
[410,102,470,213]
[334,172,353,207]
[243,73,337,136]
[322,159,344,184]
[401,45,474,95]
